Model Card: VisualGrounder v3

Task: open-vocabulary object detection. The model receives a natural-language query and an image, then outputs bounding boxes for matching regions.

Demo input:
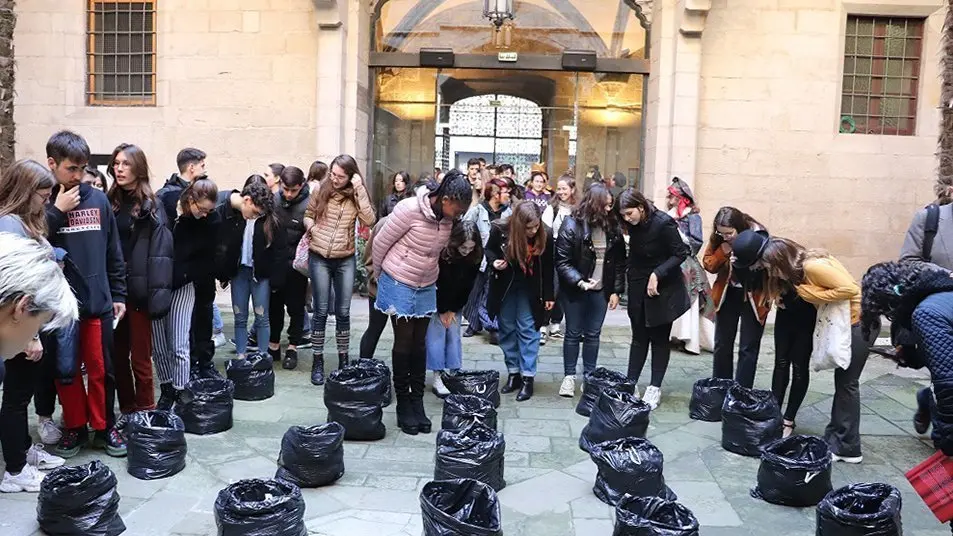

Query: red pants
[113,309,154,413]
[55,319,107,431]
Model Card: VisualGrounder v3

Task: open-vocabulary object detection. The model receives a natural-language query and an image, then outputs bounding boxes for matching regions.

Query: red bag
[906,450,953,522]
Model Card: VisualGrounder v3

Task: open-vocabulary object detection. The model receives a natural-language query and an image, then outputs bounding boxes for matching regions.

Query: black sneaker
[52,427,88,459]
[282,348,298,370]
[915,386,933,435]
[246,334,259,352]
[267,347,281,365]
[92,428,127,458]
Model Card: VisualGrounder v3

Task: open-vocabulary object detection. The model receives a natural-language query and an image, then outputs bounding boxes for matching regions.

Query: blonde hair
[0,232,78,331]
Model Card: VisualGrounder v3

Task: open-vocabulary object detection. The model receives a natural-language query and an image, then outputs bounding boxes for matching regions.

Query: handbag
[810,300,852,371]
[292,233,310,276]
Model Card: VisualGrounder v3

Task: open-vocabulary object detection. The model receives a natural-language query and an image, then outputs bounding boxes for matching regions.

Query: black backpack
[888,204,940,367]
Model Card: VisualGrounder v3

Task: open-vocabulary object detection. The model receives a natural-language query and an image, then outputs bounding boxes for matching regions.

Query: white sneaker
[37,419,62,445]
[539,327,547,346]
[548,324,563,339]
[0,465,44,493]
[558,375,575,398]
[831,453,864,464]
[643,386,661,410]
[26,444,64,470]
[212,332,227,348]
[432,372,450,398]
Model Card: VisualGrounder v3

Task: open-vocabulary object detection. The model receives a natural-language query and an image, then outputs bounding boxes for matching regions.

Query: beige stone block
[756,11,797,34]
[15,32,63,58]
[881,136,935,157]
[16,13,52,33]
[777,0,833,8]
[210,11,243,33]
[170,11,211,33]
[828,152,893,179]
[259,10,315,33]
[795,9,838,34]
[16,0,73,12]
[286,31,318,55]
[167,33,220,56]
[243,11,261,33]
[272,56,318,82]
[702,77,770,101]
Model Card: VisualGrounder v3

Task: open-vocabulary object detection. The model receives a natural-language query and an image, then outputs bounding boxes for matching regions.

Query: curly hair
[432,169,472,204]
[241,179,277,245]
[860,261,938,338]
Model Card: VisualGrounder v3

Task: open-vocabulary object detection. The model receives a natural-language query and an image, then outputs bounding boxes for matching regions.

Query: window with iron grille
[87,1,157,106]
[840,16,923,136]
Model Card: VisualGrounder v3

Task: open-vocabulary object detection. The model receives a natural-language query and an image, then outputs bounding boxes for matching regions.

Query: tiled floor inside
[0,297,948,535]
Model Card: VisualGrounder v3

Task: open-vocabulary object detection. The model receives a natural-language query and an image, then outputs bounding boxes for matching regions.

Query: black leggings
[390,317,429,397]
[772,295,817,422]
[627,318,674,388]
[1,357,38,474]
[360,297,390,359]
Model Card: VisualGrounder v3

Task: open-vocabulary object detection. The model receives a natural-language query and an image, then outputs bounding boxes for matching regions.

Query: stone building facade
[12,0,945,275]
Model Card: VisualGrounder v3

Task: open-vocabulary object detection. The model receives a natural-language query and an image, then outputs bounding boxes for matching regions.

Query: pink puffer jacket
[372,186,452,288]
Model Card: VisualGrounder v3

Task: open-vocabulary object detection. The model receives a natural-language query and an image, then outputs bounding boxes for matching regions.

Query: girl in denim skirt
[426,220,483,396]
[372,171,472,435]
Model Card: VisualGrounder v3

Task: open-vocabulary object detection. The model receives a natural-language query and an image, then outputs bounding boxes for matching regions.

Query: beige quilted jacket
[303,185,376,258]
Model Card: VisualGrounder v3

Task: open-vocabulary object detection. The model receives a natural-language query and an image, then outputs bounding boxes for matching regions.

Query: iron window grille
[840,15,923,136]
[86,1,157,106]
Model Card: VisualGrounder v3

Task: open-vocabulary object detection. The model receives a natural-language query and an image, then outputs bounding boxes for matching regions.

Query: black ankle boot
[501,373,523,394]
[310,355,325,386]
[396,395,419,435]
[516,376,534,401]
[338,353,349,369]
[156,383,176,411]
[409,370,431,433]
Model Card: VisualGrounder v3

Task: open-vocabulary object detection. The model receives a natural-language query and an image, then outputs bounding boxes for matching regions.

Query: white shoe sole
[29,459,64,471]
[0,480,41,493]
[832,454,863,464]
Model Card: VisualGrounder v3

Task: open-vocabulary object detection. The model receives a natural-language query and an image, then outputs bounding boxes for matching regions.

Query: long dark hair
[503,200,547,272]
[572,182,619,234]
[310,154,360,221]
[107,143,157,218]
[756,237,829,303]
[391,171,411,198]
[709,206,765,248]
[307,160,328,183]
[0,159,56,240]
[443,219,483,265]
[242,175,279,246]
[179,178,218,219]
[618,188,655,223]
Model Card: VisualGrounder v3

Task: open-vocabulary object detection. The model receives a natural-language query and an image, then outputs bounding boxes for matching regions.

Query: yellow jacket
[796,256,861,324]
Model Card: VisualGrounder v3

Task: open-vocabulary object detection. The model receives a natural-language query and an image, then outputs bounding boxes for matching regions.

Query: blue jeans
[426,311,463,371]
[308,252,354,335]
[561,291,609,376]
[498,286,540,377]
[230,266,270,356]
[212,304,223,334]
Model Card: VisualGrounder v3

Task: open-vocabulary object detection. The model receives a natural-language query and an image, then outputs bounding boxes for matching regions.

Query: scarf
[522,244,540,276]
[667,185,694,219]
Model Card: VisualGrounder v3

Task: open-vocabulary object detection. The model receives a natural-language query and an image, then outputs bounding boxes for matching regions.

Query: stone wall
[14,0,331,190]
[695,0,943,275]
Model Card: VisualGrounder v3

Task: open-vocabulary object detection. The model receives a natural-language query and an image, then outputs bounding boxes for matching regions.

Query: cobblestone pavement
[1,297,949,535]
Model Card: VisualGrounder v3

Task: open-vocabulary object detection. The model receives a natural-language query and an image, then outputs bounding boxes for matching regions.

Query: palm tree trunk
[938,0,953,204]
[0,1,15,171]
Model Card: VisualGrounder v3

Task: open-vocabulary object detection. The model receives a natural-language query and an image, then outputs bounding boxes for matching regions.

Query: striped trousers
[152,283,195,390]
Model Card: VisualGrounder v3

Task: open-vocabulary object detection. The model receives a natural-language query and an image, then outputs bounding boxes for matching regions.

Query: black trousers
[360,296,389,359]
[825,322,878,458]
[627,318,674,387]
[391,317,428,398]
[712,286,765,388]
[190,277,216,367]
[34,349,58,417]
[269,269,308,346]
[1,356,38,473]
[772,295,817,422]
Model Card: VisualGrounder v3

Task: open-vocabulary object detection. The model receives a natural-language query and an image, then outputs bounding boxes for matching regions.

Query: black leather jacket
[555,216,626,299]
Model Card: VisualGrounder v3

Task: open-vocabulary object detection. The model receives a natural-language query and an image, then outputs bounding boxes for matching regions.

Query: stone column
[314,0,348,162]
[642,0,710,200]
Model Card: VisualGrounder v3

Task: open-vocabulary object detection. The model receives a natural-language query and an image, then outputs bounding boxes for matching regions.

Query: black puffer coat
[274,185,310,264]
[214,191,289,287]
[116,196,174,319]
[555,216,627,300]
[625,206,690,327]
[485,222,555,329]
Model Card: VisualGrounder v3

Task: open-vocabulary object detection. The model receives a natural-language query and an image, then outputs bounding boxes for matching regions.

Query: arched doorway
[369,0,648,198]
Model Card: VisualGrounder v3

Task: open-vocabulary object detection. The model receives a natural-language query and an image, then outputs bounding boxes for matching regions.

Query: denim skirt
[375,271,437,318]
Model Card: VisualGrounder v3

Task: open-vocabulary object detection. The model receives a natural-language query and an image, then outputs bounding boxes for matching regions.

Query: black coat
[274,186,310,263]
[555,216,627,301]
[155,174,190,226]
[625,207,690,328]
[380,192,411,218]
[117,197,174,319]
[436,258,480,314]
[214,192,289,287]
[171,211,220,290]
[485,223,555,329]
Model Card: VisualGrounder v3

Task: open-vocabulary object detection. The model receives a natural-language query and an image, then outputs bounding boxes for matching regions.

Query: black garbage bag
[613,495,700,536]
[579,388,650,453]
[275,423,346,488]
[816,483,902,536]
[576,367,637,417]
[324,366,386,440]
[176,378,235,435]
[226,354,275,401]
[720,384,783,457]
[590,437,677,506]
[354,358,392,407]
[442,394,498,431]
[750,435,832,507]
[126,410,188,480]
[688,377,735,422]
[214,479,307,536]
[442,370,501,408]
[434,422,506,492]
[37,460,126,536]
[420,479,502,536]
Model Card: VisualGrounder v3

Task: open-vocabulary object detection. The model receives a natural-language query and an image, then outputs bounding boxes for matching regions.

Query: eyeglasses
[34,192,51,203]
[331,172,349,182]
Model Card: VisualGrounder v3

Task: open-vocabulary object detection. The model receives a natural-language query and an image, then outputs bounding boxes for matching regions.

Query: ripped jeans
[230,266,270,356]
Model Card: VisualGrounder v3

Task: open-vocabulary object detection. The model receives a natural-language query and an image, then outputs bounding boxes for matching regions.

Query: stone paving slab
[0,296,949,535]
